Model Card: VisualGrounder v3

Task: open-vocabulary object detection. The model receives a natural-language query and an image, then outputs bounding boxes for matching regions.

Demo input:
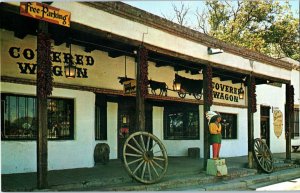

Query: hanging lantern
[64,41,76,78]
[238,83,244,99]
[173,79,181,91]
[64,61,76,78]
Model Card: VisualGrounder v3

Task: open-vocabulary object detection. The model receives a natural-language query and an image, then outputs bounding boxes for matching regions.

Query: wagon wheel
[123,131,168,184]
[178,91,186,98]
[193,93,202,100]
[253,138,273,173]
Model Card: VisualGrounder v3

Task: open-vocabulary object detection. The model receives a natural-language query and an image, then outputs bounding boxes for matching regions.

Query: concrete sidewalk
[1,153,300,191]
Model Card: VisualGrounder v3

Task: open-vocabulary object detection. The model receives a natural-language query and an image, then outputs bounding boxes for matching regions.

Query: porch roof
[2,2,293,84]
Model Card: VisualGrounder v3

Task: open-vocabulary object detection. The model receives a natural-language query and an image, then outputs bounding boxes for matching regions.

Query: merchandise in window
[164,104,199,140]
[219,113,237,139]
[1,93,74,140]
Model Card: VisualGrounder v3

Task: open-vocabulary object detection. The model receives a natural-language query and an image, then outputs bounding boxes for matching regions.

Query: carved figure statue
[206,111,222,160]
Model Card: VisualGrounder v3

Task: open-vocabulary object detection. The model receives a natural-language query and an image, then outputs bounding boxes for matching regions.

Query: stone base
[206,159,228,176]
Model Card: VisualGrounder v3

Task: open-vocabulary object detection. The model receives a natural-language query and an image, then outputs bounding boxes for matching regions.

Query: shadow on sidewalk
[2,153,299,191]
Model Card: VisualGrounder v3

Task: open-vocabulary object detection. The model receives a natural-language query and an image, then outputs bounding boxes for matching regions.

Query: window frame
[219,112,238,140]
[1,93,75,141]
[163,103,199,140]
[292,108,299,139]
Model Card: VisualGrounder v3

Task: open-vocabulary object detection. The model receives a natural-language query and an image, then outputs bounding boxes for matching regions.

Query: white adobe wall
[46,1,291,81]
[152,106,203,157]
[291,68,300,146]
[92,102,118,160]
[256,67,300,151]
[1,82,95,174]
[210,105,248,157]
[153,105,248,158]
[256,84,286,153]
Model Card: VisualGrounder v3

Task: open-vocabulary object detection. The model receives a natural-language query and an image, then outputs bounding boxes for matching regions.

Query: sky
[124,0,300,24]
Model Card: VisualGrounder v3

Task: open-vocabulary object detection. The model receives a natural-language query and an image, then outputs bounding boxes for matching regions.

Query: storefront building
[1,2,299,174]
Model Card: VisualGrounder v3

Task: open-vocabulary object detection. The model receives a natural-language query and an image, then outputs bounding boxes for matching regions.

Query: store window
[164,104,199,140]
[1,94,74,140]
[219,112,237,139]
[292,108,299,139]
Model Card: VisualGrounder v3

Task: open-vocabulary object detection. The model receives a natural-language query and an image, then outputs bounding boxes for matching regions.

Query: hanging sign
[273,109,283,138]
[20,2,71,27]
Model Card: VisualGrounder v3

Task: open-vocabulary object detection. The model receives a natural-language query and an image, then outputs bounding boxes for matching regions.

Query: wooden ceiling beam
[108,51,124,58]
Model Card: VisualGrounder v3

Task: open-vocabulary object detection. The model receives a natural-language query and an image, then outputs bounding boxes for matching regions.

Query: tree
[161,1,191,27]
[164,0,300,61]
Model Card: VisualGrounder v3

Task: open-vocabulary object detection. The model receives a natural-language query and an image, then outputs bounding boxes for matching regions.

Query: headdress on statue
[205,111,221,124]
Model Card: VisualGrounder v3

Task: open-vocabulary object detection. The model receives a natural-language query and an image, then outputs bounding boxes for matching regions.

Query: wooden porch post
[135,45,148,132]
[247,76,255,169]
[285,83,293,161]
[37,21,49,189]
[203,64,213,169]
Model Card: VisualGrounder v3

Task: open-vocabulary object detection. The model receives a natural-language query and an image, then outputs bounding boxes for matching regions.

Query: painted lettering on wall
[212,82,241,103]
[8,47,94,78]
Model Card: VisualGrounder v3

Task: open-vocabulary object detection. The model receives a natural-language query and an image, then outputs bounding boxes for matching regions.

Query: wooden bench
[292,145,300,152]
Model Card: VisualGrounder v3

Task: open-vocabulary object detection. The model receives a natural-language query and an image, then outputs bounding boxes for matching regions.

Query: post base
[206,159,228,176]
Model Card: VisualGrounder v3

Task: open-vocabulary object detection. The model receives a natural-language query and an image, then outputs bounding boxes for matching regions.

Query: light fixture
[238,83,244,99]
[207,47,223,55]
[173,72,181,91]
[64,41,76,78]
[47,100,57,112]
[173,79,181,91]
[122,115,128,124]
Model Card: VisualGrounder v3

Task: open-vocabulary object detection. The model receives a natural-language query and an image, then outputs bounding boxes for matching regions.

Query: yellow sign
[20,2,70,27]
[273,110,283,138]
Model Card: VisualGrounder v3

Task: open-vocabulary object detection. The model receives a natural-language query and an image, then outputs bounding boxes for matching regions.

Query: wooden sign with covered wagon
[118,74,203,100]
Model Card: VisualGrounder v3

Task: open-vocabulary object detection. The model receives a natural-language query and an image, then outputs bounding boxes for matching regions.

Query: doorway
[260,106,270,147]
[117,97,152,159]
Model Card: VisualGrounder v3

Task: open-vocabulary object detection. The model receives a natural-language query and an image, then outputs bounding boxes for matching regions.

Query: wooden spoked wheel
[123,131,168,184]
[178,91,186,98]
[193,93,202,100]
[253,138,273,173]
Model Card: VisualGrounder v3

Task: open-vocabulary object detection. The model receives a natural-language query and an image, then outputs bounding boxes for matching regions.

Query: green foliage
[204,0,299,61]
[165,0,299,61]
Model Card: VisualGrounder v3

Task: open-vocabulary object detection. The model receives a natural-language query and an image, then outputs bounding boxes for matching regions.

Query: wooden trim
[81,2,293,71]
[2,76,252,108]
[252,72,290,84]
[146,94,203,105]
[213,102,247,109]
[0,76,199,104]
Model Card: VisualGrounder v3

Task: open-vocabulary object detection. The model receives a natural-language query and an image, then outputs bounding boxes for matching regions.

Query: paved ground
[1,152,300,191]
